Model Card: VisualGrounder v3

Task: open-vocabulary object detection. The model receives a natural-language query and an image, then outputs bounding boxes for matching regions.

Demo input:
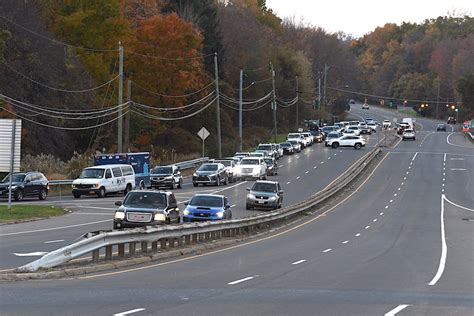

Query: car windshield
[252,182,277,192]
[264,158,273,165]
[288,133,300,138]
[241,159,259,165]
[328,133,339,138]
[280,142,291,147]
[257,145,272,151]
[288,140,298,145]
[215,160,231,167]
[123,192,167,208]
[80,169,104,179]
[198,164,218,171]
[151,166,172,174]
[189,195,223,207]
[2,173,26,182]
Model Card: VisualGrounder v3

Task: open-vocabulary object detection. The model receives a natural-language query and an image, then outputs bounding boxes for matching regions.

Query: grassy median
[0,205,66,223]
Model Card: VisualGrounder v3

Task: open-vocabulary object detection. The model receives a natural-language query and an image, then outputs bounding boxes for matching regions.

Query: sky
[266,0,474,37]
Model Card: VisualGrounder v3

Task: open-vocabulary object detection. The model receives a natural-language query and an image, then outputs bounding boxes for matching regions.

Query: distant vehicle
[150,165,182,189]
[0,172,49,201]
[402,118,414,129]
[248,151,267,158]
[274,143,284,158]
[367,122,378,132]
[346,126,361,136]
[235,157,267,180]
[72,164,135,199]
[113,190,180,229]
[310,129,324,142]
[263,157,278,176]
[183,194,232,222]
[383,120,391,128]
[436,124,447,132]
[287,132,307,147]
[327,135,366,149]
[397,122,410,134]
[402,129,416,140]
[256,143,277,158]
[279,142,294,155]
[362,103,369,109]
[447,116,456,124]
[209,159,237,183]
[94,152,150,189]
[192,163,228,186]
[287,139,302,153]
[349,99,356,105]
[325,131,342,146]
[301,132,314,146]
[246,180,283,210]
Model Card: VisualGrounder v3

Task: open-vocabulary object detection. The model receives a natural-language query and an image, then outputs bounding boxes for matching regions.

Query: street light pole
[214,53,222,158]
[295,76,299,129]
[117,42,124,153]
[239,69,243,151]
[270,62,277,143]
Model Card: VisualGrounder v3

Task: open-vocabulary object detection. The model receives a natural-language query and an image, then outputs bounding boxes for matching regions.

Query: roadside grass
[398,108,418,117]
[0,204,65,223]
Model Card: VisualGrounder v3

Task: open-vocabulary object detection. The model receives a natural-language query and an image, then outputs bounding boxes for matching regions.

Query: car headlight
[268,196,277,201]
[92,183,100,188]
[72,184,76,188]
[154,213,166,222]
[247,193,256,199]
[183,209,190,216]
[216,211,224,218]
[114,211,125,220]
[193,173,197,177]
[164,176,173,180]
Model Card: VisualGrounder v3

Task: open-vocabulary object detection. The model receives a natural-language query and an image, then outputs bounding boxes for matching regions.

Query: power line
[133,91,215,111]
[3,62,120,93]
[219,91,273,105]
[131,97,216,121]
[221,98,272,112]
[126,50,214,61]
[133,80,216,98]
[0,15,118,52]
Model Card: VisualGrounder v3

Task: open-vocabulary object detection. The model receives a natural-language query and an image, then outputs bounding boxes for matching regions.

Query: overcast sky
[266,0,474,37]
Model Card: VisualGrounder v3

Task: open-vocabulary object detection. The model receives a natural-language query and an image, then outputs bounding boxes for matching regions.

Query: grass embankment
[398,108,418,117]
[0,205,66,223]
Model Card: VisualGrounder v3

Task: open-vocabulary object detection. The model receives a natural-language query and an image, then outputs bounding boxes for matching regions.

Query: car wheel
[216,177,220,186]
[14,189,23,201]
[224,176,228,185]
[97,187,106,198]
[332,142,339,149]
[170,179,176,190]
[246,203,252,210]
[354,143,362,150]
[113,223,120,230]
[176,215,181,223]
[39,188,48,200]
[193,182,198,187]
[123,184,132,196]
[73,192,81,199]
[263,174,267,180]
[178,179,182,189]
[139,182,145,190]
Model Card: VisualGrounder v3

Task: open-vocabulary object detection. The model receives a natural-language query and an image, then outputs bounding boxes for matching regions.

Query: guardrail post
[118,244,125,257]
[230,229,235,237]
[177,236,183,247]
[152,241,158,252]
[160,238,167,250]
[105,245,113,260]
[92,249,99,262]
[169,238,175,248]
[185,235,191,245]
[141,241,148,253]
[129,242,136,255]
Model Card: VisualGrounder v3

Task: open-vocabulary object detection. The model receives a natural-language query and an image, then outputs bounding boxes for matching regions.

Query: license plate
[89,191,95,194]
[257,200,265,204]
[129,214,146,220]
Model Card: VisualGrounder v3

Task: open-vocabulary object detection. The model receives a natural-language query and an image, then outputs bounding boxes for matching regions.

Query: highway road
[1,106,472,316]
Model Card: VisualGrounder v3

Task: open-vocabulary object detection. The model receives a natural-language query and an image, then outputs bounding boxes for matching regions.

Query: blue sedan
[183,194,232,222]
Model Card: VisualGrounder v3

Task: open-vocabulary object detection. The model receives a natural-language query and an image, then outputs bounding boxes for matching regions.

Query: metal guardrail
[17,148,380,273]
[48,157,209,186]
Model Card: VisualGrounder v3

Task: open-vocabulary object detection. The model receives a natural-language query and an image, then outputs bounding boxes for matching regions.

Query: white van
[72,164,136,198]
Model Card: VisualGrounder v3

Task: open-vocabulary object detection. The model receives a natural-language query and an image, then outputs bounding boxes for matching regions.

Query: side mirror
[25,179,31,184]
[184,202,189,206]
[115,201,122,206]
[226,204,231,209]
[246,188,250,191]
[279,190,284,194]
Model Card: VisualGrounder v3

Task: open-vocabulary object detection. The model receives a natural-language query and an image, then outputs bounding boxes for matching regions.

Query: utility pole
[7,119,16,210]
[125,79,131,153]
[239,69,243,151]
[270,62,277,143]
[323,64,328,105]
[295,76,299,129]
[318,72,321,110]
[436,80,440,119]
[117,42,124,153]
[214,53,222,158]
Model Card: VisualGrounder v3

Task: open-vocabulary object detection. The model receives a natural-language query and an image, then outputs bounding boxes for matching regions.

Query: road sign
[197,127,210,140]
[297,128,303,132]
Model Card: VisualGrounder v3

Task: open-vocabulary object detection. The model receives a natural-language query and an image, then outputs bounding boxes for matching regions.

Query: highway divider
[12,148,381,276]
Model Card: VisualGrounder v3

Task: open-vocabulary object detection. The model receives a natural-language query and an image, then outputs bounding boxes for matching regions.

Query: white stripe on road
[449,158,464,160]
[113,308,145,316]
[228,276,254,285]
[373,219,378,222]
[305,171,309,174]
[14,252,48,257]
[296,176,301,180]
[450,168,467,171]
[71,212,111,216]
[443,195,474,212]
[322,248,332,253]
[292,259,306,265]
[342,240,349,244]
[412,152,418,161]
[0,219,112,237]
[365,226,370,229]
[44,239,65,244]
[384,304,410,316]
[355,233,361,237]
[428,194,447,286]
[443,153,447,162]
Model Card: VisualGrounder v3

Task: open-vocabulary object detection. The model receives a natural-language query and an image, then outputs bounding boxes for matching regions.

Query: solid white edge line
[228,276,254,285]
[113,308,145,316]
[384,304,410,316]
[428,194,447,286]
[292,259,306,265]
[43,239,65,244]
[0,219,112,237]
[443,195,474,212]
[13,252,48,257]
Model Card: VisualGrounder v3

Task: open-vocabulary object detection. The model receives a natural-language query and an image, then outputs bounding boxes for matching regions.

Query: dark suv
[0,172,49,201]
[447,117,456,124]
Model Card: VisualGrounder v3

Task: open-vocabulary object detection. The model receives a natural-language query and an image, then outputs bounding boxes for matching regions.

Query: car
[321,126,338,136]
[327,135,366,149]
[0,172,49,201]
[367,122,378,132]
[192,163,228,187]
[325,131,342,146]
[348,121,360,126]
[358,123,372,135]
[263,157,278,176]
[346,126,361,136]
[183,194,232,222]
[248,151,267,158]
[436,124,447,132]
[349,99,356,105]
[210,159,238,183]
[310,129,324,142]
[301,132,314,146]
[234,152,251,157]
[397,122,410,134]
[447,116,456,124]
[255,143,277,159]
[72,164,135,199]
[279,142,294,155]
[150,165,182,189]
[362,103,369,109]
[383,120,391,128]
[274,143,284,158]
[402,129,416,140]
[234,157,267,180]
[113,190,180,229]
[246,180,283,210]
[287,132,308,147]
[287,139,302,152]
